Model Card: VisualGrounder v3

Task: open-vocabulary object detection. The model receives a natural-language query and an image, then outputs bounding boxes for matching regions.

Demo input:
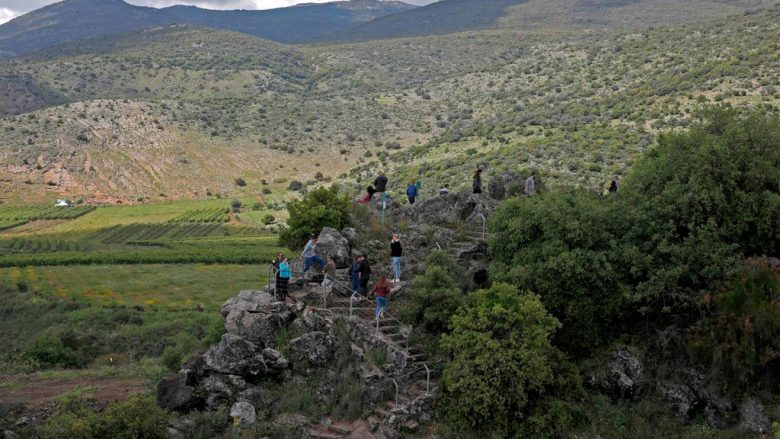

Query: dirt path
[0,374,146,408]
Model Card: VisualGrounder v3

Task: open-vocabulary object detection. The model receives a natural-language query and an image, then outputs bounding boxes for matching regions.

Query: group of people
[273,232,404,318]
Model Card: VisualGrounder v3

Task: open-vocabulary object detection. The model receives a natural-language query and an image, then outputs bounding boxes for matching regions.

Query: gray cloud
[0,0,438,20]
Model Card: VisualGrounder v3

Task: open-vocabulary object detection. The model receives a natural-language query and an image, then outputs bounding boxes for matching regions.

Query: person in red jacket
[371,276,390,317]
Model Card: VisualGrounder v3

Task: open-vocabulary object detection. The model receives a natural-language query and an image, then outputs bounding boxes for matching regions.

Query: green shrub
[39,394,169,439]
[621,106,780,307]
[262,214,276,225]
[23,335,80,368]
[439,283,561,435]
[279,186,352,250]
[404,250,464,335]
[488,191,629,353]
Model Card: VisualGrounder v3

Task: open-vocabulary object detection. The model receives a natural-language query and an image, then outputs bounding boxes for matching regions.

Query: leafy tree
[439,283,561,435]
[488,191,630,353]
[279,186,352,250]
[621,106,780,306]
[405,250,464,334]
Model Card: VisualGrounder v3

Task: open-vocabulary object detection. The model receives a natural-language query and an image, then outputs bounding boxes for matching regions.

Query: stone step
[327,422,353,435]
[408,353,427,362]
[374,408,391,418]
[306,427,344,439]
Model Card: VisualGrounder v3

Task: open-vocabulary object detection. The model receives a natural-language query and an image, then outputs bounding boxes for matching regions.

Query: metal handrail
[391,378,399,406]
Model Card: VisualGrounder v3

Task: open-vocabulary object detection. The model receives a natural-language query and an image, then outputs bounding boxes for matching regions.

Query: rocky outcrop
[157,372,202,412]
[405,192,497,229]
[603,347,644,399]
[289,331,336,370]
[203,334,271,377]
[316,227,351,268]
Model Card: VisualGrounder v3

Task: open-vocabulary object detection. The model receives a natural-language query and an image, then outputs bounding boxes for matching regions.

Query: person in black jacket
[358,255,371,296]
[374,172,388,193]
[473,168,483,194]
[390,234,402,283]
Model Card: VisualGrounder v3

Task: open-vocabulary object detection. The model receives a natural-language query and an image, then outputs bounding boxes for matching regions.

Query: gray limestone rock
[289,331,335,370]
[203,334,267,377]
[316,227,351,268]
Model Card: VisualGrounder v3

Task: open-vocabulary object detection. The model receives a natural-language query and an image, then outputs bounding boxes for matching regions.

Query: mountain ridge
[0,0,416,56]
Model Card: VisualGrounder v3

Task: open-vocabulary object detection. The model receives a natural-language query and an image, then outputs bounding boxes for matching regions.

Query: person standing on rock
[278,256,291,301]
[390,234,403,283]
[358,255,371,296]
[473,168,483,194]
[321,255,337,304]
[302,234,325,277]
[524,173,536,197]
[406,180,418,205]
[371,276,390,317]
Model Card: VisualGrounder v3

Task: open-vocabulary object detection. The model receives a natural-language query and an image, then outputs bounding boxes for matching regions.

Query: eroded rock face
[658,381,697,420]
[157,372,202,412]
[316,227,351,268]
[604,347,644,398]
[203,334,267,377]
[406,192,497,229]
[289,331,335,370]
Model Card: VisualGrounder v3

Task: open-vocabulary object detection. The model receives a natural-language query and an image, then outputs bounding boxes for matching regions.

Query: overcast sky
[0,0,438,24]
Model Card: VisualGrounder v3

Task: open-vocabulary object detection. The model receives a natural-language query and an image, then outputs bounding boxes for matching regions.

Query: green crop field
[0,200,284,383]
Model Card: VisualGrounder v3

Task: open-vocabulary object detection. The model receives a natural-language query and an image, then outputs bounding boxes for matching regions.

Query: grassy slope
[2,6,780,204]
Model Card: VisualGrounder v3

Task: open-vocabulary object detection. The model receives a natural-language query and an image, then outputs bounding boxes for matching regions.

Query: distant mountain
[339,0,526,40]
[0,0,416,56]
[339,0,780,41]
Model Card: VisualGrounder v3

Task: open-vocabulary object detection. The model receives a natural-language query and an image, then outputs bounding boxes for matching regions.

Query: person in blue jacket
[277,256,290,300]
[406,180,418,205]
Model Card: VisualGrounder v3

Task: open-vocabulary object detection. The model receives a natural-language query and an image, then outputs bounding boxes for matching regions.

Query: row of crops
[168,208,230,224]
[0,238,85,253]
[0,205,96,231]
[92,223,258,245]
[0,236,279,268]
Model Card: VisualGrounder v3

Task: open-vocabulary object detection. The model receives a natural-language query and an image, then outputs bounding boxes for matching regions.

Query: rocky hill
[4,5,780,202]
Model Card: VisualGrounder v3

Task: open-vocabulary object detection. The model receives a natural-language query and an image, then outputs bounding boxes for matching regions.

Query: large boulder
[202,376,233,409]
[221,290,274,319]
[230,401,257,431]
[289,331,335,370]
[203,334,267,377]
[316,227,351,268]
[487,171,523,200]
[225,302,296,347]
[157,372,202,412]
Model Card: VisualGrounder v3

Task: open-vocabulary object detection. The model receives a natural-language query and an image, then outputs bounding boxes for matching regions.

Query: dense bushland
[488,107,780,355]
